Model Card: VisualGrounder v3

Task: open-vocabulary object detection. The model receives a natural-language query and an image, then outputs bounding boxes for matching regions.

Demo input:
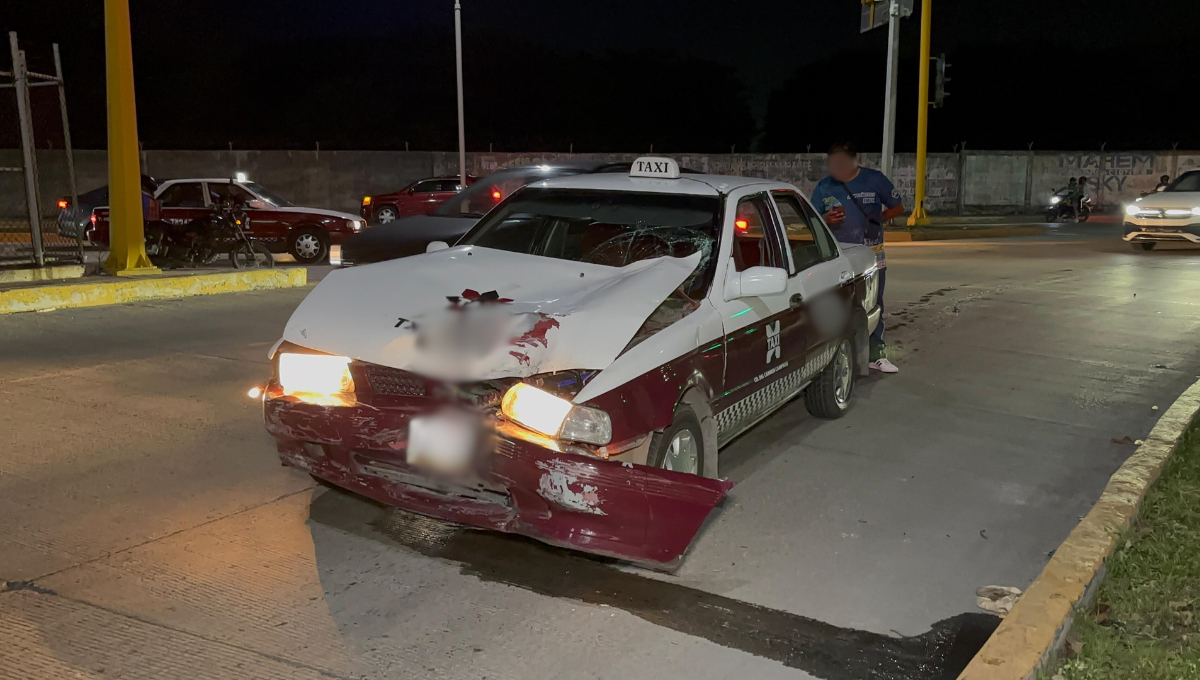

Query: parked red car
[361,176,475,224]
[88,178,365,264]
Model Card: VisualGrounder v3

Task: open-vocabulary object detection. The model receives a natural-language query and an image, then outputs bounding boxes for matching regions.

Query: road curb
[0,267,307,315]
[0,264,87,285]
[884,225,1046,243]
[957,377,1200,680]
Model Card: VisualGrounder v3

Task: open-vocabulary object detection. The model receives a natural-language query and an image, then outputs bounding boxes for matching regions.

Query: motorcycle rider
[1076,177,1089,216]
[1062,177,1079,219]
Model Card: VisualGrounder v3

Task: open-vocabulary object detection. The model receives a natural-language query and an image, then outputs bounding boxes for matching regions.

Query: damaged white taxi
[260,157,881,566]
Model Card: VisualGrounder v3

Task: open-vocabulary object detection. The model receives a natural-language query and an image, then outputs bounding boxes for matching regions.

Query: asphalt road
[4,224,1200,680]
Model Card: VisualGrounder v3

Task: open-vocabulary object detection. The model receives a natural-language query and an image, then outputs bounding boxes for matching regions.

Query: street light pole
[880,0,901,178]
[906,0,932,226]
[454,0,466,188]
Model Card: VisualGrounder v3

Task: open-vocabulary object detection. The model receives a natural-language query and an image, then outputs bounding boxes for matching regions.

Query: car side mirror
[246,198,268,210]
[426,241,450,253]
[724,265,788,301]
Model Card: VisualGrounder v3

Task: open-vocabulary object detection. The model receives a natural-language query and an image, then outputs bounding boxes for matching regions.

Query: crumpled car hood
[280,246,701,381]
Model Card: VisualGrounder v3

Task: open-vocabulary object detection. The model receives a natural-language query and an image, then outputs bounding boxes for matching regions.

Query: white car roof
[532,172,785,196]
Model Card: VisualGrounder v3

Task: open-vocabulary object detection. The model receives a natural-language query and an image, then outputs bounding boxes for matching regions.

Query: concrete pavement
[3,225,1200,679]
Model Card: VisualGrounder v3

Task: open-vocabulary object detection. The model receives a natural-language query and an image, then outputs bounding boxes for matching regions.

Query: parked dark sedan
[56,175,159,239]
[331,161,632,266]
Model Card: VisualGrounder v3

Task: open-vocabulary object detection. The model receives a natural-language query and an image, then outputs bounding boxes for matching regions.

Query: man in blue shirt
[811,142,904,373]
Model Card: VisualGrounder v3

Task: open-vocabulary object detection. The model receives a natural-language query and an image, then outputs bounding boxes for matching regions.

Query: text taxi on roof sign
[630,156,681,179]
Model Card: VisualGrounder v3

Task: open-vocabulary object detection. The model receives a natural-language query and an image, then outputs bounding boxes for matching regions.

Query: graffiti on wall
[1059,153,1158,197]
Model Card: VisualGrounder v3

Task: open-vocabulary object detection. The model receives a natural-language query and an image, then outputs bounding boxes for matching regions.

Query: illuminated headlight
[1193,207,1200,216]
[1050,196,1061,205]
[1165,209,1192,217]
[1125,204,1142,216]
[329,244,342,266]
[278,353,354,401]
[501,383,612,445]
[347,219,363,232]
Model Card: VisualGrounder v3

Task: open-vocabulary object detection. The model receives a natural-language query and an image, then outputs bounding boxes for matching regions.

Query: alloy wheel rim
[296,235,320,258]
[664,429,697,475]
[834,341,852,406]
[378,209,396,223]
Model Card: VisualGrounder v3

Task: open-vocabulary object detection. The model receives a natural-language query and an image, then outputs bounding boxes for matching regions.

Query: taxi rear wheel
[805,338,853,419]
[648,405,704,476]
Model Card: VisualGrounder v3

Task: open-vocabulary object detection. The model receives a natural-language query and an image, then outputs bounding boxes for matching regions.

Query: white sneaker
[870,358,899,373]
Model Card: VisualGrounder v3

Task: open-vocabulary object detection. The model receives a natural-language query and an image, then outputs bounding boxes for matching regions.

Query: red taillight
[492,190,502,200]
[735,219,748,231]
[57,199,69,209]
[90,213,97,224]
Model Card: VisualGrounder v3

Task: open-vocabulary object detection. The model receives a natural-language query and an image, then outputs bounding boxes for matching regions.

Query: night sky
[3,0,1197,152]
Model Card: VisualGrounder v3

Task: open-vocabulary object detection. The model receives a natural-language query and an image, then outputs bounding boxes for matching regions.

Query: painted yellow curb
[0,264,86,285]
[884,225,1045,243]
[958,378,1200,680]
[0,267,307,315]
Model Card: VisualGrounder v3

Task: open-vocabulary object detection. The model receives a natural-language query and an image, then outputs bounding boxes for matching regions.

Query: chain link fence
[3,33,85,269]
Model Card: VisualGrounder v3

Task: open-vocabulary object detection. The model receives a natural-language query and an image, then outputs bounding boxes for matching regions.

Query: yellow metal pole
[102,0,158,275]
[906,0,932,226]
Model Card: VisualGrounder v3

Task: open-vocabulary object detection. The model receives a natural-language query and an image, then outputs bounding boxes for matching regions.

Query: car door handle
[789,294,803,309]
[839,271,853,283]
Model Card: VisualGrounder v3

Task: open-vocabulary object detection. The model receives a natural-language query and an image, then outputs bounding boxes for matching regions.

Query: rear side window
[732,194,786,273]
[158,182,205,207]
[771,191,837,273]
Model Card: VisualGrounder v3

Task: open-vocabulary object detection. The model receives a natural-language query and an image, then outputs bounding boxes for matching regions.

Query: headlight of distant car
[1050,196,1061,205]
[501,383,612,445]
[1166,209,1192,217]
[1125,204,1142,216]
[278,353,355,404]
[1193,207,1200,216]
[347,219,363,232]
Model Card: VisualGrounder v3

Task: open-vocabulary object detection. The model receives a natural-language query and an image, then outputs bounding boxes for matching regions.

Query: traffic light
[933,53,951,108]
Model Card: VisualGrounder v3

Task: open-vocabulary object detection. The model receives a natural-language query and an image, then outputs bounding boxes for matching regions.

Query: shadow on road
[308,487,998,680]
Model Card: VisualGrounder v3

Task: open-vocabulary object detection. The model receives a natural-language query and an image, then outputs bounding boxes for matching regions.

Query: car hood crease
[280,247,702,380]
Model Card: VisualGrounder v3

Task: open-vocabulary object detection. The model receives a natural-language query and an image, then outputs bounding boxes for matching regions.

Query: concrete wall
[5,148,1200,220]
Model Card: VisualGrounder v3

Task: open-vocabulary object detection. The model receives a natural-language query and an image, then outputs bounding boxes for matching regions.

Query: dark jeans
[870,268,887,361]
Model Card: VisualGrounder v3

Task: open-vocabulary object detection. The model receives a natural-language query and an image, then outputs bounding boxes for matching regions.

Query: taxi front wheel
[805,339,854,419]
[648,405,704,477]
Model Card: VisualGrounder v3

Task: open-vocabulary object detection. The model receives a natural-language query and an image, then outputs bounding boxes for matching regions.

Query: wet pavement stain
[310,489,998,680]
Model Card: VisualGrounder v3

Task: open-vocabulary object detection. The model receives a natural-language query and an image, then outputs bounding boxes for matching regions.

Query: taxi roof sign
[630,156,680,179]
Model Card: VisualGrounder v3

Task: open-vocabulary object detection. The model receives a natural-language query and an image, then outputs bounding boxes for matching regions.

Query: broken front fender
[267,399,732,567]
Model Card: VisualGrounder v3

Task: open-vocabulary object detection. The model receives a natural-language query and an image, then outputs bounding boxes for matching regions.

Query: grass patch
[1049,424,1200,679]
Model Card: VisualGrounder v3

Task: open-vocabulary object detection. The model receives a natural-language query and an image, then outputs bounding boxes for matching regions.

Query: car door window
[208,182,256,205]
[771,191,837,273]
[413,180,440,193]
[435,181,461,192]
[157,183,205,208]
[732,194,786,272]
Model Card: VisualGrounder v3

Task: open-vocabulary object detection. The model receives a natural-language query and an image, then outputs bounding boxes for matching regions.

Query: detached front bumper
[264,396,732,567]
[1123,220,1200,243]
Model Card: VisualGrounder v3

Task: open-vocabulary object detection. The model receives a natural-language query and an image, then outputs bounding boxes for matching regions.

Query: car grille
[363,365,427,397]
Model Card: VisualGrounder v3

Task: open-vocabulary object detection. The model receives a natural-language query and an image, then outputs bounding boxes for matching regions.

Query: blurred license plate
[406,411,479,474]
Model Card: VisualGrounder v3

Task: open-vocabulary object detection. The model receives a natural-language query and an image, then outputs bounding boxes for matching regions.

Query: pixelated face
[828,152,859,183]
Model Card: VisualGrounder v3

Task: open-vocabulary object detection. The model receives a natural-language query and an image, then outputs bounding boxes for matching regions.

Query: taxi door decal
[765,320,781,363]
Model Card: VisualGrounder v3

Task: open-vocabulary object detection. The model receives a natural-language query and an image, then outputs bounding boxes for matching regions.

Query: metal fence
[1,32,84,268]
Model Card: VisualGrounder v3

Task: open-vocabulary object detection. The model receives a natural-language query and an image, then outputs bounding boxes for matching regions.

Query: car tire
[1136,242,1156,251]
[648,404,705,476]
[289,226,329,264]
[375,206,398,223]
[804,338,854,419]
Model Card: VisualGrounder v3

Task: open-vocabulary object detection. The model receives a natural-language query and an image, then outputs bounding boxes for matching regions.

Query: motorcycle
[1045,189,1093,223]
[146,198,274,269]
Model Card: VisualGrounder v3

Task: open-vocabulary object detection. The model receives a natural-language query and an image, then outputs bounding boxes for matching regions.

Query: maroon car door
[709,192,809,442]
[155,181,209,227]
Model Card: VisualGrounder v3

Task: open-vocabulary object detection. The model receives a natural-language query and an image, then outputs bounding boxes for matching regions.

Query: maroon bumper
[265,397,732,567]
